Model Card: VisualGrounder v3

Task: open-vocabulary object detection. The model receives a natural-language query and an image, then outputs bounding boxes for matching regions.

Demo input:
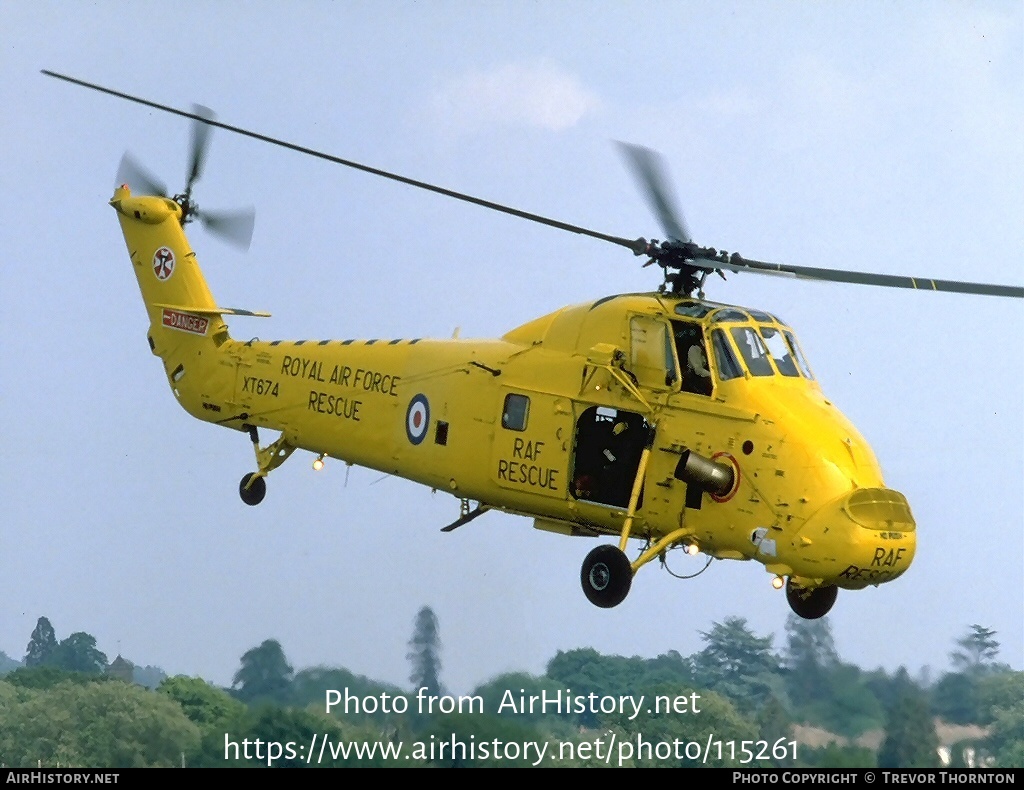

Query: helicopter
[43,71,1023,621]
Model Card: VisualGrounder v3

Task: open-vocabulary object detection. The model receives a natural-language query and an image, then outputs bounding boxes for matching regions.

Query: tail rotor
[115,103,255,252]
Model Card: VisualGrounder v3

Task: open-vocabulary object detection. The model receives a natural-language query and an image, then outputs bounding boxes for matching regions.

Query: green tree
[0,650,21,675]
[50,632,107,674]
[132,664,167,689]
[801,742,876,768]
[232,639,293,703]
[5,666,113,690]
[757,695,795,766]
[783,613,839,708]
[546,648,693,701]
[24,616,57,668]
[976,670,1024,725]
[974,671,1024,767]
[161,675,246,729]
[160,676,250,767]
[0,679,199,766]
[240,705,357,767]
[692,617,781,712]
[931,671,978,725]
[810,663,885,737]
[984,700,1024,768]
[474,671,576,731]
[292,666,407,723]
[951,625,1000,674]
[877,669,939,768]
[408,606,442,697]
[419,712,547,767]
[601,685,758,767]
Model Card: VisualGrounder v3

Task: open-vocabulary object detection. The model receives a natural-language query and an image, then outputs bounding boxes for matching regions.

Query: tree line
[0,608,1020,767]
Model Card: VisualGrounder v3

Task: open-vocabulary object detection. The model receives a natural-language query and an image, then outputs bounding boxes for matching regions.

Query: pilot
[677,325,712,396]
[688,344,711,378]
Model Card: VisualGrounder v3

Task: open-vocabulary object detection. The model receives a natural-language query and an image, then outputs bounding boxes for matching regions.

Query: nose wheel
[581,544,633,608]
[786,578,838,619]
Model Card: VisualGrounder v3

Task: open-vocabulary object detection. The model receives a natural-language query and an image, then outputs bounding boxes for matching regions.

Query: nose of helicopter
[801,487,917,590]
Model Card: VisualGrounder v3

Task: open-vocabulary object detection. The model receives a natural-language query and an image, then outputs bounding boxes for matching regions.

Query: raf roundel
[405,394,430,445]
[152,246,176,281]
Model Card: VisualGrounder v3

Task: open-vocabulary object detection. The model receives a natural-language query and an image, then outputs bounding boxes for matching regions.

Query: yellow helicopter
[44,71,1023,621]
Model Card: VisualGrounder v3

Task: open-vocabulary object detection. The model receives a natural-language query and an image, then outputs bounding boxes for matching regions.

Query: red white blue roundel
[152,246,176,281]
[406,394,430,445]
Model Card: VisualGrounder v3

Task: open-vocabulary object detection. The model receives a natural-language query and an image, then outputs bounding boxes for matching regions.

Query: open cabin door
[569,405,650,509]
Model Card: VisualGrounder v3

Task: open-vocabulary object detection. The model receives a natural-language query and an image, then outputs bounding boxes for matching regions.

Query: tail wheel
[581,544,632,608]
[239,473,266,506]
[786,579,837,619]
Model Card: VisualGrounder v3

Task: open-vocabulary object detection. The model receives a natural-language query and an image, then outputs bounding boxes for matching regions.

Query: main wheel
[239,473,267,506]
[786,579,837,619]
[581,544,632,608]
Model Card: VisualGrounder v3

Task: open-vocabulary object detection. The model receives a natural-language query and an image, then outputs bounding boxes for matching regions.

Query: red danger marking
[153,246,176,280]
[162,309,210,336]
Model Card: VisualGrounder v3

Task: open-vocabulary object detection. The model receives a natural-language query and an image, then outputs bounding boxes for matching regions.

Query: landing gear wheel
[239,473,266,506]
[786,579,837,619]
[581,544,632,608]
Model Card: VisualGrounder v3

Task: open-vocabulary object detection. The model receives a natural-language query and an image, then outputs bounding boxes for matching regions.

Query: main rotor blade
[198,206,256,252]
[186,104,215,198]
[45,71,1024,299]
[43,70,648,256]
[116,152,167,197]
[698,255,1024,299]
[616,142,690,243]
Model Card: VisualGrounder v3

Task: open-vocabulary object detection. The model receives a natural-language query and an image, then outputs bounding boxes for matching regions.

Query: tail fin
[110,185,268,417]
[110,185,231,350]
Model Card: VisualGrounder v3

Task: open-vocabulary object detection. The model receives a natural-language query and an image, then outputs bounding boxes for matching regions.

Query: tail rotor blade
[186,103,216,198]
[116,152,168,197]
[616,141,690,243]
[198,206,255,251]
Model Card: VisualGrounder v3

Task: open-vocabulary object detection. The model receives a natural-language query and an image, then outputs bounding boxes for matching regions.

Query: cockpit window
[711,329,743,381]
[747,309,775,323]
[758,326,800,377]
[784,330,815,380]
[730,326,774,376]
[672,320,712,396]
[674,302,716,319]
[711,308,751,323]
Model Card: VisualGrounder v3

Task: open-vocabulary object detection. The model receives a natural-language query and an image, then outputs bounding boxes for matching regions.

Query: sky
[0,2,1021,695]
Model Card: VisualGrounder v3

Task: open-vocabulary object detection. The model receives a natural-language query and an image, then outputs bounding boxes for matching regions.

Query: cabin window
[784,330,815,380]
[502,394,530,431]
[629,316,678,390]
[730,326,775,376]
[671,320,712,395]
[711,329,743,380]
[758,326,800,377]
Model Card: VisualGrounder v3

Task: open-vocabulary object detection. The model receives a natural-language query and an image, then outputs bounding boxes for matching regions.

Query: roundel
[152,246,176,281]
[405,394,430,445]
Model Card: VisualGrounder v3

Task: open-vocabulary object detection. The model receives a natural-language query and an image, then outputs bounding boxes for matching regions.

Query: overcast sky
[1,2,1021,694]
